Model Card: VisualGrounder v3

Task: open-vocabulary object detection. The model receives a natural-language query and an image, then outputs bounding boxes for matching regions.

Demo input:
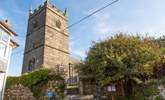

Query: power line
[64,0,119,30]
[12,50,24,56]
[12,0,119,55]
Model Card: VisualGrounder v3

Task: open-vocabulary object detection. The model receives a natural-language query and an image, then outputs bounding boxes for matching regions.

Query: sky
[0,0,165,76]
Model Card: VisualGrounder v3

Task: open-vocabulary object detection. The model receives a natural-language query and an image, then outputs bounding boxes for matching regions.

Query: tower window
[33,20,38,29]
[32,42,36,48]
[56,20,61,29]
[28,58,36,71]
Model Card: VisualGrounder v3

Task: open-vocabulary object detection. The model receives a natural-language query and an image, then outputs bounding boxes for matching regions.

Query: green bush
[155,95,163,100]
[6,76,20,89]
[6,68,65,98]
[160,76,165,83]
[6,68,49,89]
[145,79,159,85]
[20,68,49,87]
[143,85,159,97]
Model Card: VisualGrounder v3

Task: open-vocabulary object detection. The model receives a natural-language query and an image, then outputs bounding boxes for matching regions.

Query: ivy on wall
[5,68,65,99]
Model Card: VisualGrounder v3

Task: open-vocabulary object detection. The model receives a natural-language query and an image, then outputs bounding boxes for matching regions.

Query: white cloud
[92,13,111,35]
[91,10,165,39]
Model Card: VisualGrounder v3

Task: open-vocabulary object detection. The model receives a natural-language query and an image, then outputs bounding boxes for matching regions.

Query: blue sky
[0,0,165,76]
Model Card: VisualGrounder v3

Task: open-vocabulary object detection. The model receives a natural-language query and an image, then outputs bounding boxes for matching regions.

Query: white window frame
[0,28,10,59]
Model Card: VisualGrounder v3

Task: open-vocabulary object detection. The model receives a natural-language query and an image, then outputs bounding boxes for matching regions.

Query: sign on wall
[107,85,116,92]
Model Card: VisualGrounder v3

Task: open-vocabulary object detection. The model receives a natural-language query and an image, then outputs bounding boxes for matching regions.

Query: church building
[22,0,78,82]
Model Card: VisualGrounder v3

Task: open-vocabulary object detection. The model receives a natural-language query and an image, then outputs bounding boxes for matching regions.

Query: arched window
[28,58,36,71]
[28,60,33,71]
[56,20,61,29]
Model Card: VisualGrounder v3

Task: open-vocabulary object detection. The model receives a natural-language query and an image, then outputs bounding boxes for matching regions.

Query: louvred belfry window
[33,20,38,29]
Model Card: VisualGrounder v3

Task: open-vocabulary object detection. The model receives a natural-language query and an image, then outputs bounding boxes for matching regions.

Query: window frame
[33,20,38,29]
[0,28,9,43]
[0,42,7,58]
[0,28,10,59]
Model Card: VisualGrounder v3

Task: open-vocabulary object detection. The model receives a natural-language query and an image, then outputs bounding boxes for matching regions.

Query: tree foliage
[156,35,165,48]
[76,34,160,86]
[153,35,165,78]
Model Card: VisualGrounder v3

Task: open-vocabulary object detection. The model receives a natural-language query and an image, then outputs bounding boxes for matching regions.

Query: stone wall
[79,79,96,95]
[79,79,125,98]
[4,84,36,100]
[4,81,65,100]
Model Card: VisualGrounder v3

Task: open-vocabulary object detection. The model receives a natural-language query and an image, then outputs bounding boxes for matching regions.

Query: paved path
[158,85,165,99]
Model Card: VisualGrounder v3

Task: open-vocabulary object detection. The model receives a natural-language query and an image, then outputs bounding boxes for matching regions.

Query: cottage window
[0,29,9,42]
[2,32,9,42]
[0,43,7,58]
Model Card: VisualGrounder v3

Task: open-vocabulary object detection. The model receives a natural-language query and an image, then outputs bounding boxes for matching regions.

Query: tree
[155,35,165,48]
[76,33,160,97]
[153,35,165,78]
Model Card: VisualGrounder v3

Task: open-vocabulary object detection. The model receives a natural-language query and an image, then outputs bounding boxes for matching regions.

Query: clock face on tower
[55,20,61,29]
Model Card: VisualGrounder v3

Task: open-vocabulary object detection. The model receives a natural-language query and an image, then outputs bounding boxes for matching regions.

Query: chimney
[3,19,12,29]
[44,0,49,5]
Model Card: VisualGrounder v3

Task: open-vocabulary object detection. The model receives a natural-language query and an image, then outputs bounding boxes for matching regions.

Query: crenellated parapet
[29,1,68,19]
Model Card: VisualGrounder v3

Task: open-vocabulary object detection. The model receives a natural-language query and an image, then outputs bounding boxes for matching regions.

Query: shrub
[6,76,19,89]
[20,68,49,87]
[143,85,159,97]
[5,68,65,99]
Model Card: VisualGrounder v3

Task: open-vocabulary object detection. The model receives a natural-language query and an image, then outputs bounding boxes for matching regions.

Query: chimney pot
[3,19,12,29]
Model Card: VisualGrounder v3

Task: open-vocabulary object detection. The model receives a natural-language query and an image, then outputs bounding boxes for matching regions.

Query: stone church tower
[22,0,69,74]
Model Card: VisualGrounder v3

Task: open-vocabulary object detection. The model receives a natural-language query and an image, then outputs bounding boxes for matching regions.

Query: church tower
[22,0,69,74]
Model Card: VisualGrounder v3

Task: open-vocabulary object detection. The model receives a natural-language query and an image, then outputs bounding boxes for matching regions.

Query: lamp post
[96,81,101,100]
[68,63,74,85]
[56,64,60,75]
[68,63,71,85]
